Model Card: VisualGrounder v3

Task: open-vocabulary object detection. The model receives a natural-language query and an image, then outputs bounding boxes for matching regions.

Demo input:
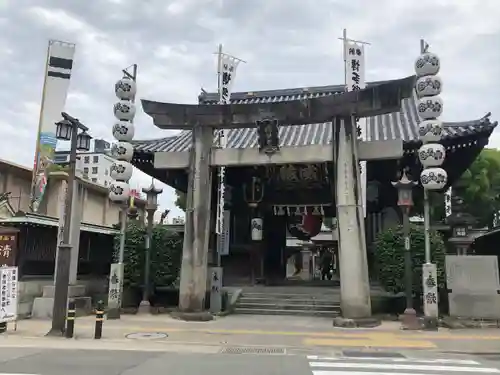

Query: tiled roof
[133,81,497,153]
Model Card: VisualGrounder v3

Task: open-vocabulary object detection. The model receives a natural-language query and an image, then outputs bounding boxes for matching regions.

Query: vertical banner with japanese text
[444,187,452,218]
[215,49,241,258]
[31,40,76,212]
[107,263,124,312]
[345,42,367,217]
[422,262,439,318]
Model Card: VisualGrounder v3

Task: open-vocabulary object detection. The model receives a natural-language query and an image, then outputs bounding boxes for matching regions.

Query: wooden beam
[142,76,415,130]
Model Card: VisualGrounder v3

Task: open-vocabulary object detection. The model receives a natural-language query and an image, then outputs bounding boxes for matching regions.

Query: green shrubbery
[373,225,446,297]
[113,222,183,288]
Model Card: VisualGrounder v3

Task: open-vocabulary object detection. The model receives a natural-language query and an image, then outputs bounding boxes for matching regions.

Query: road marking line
[309,361,500,373]
[306,355,480,365]
[303,338,436,349]
[313,372,437,375]
[313,372,429,375]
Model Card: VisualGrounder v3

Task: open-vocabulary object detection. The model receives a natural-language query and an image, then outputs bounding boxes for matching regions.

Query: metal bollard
[65,300,76,339]
[94,300,104,339]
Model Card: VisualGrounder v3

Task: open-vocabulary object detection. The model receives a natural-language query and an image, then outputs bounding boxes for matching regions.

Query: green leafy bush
[373,225,446,297]
[113,222,183,288]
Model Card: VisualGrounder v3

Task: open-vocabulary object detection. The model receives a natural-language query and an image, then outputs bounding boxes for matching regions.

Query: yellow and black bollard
[94,300,104,339]
[65,300,76,339]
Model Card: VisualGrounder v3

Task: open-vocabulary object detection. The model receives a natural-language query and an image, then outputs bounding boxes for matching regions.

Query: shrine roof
[133,81,497,153]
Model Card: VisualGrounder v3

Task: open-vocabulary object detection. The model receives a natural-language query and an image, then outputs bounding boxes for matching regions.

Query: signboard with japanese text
[345,41,367,217]
[422,263,438,318]
[209,266,222,313]
[0,232,18,267]
[0,266,18,323]
[107,263,124,311]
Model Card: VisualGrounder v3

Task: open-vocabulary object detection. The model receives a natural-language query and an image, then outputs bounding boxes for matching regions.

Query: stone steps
[234,307,340,317]
[234,290,341,317]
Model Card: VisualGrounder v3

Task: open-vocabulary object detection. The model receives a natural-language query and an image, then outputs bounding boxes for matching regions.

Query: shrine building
[131,76,496,318]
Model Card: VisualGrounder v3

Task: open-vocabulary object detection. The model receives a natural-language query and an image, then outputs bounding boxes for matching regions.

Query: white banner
[31,40,76,212]
[345,41,367,217]
[444,187,452,217]
[0,266,18,323]
[215,51,240,238]
[218,54,240,105]
[217,210,231,256]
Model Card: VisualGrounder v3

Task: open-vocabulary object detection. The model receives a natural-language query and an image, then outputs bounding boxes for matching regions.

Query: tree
[432,148,500,228]
[174,190,186,211]
[374,225,446,297]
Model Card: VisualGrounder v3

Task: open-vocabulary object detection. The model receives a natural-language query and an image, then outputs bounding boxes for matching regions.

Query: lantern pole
[48,113,91,336]
[392,169,418,329]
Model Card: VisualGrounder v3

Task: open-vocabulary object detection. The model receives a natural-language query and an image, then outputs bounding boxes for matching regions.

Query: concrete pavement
[6,315,500,354]
[0,346,499,375]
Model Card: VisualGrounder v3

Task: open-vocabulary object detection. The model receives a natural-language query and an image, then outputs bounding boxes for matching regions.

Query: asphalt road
[0,346,499,375]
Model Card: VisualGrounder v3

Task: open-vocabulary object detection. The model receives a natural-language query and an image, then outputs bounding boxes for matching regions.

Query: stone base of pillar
[399,308,420,330]
[333,316,381,328]
[170,310,214,321]
[421,316,439,331]
[137,300,151,314]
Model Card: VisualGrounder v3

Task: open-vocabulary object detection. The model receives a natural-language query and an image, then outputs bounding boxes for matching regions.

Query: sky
[0,0,499,220]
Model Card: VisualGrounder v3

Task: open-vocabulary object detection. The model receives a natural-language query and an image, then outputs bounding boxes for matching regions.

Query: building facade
[131,74,497,317]
[54,150,115,187]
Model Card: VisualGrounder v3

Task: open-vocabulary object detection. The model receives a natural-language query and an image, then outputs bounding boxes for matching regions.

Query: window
[84,156,90,163]
[91,178,97,183]
[104,169,108,176]
[83,167,89,174]
[92,167,98,174]
[93,155,99,163]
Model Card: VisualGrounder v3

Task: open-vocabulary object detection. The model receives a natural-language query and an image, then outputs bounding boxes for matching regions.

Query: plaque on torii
[141,75,415,314]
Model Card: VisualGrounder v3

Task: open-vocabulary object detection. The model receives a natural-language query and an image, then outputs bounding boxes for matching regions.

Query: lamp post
[138,181,162,314]
[392,170,418,329]
[47,112,91,336]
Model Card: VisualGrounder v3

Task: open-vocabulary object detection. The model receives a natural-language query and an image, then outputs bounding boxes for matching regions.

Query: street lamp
[392,169,418,329]
[48,112,91,336]
[138,181,162,314]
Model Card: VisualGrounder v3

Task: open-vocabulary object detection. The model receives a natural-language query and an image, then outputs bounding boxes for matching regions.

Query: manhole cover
[343,350,405,358]
[220,346,285,355]
[126,332,168,340]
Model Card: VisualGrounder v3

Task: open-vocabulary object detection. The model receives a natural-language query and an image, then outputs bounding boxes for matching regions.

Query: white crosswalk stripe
[307,354,500,374]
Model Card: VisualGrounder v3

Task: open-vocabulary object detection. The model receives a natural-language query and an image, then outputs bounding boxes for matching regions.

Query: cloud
[0,0,499,219]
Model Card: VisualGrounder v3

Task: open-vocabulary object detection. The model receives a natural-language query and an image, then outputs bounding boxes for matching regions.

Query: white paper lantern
[115,77,137,100]
[111,141,134,162]
[113,100,136,121]
[420,167,448,190]
[416,75,442,98]
[251,218,263,241]
[109,180,130,202]
[112,120,135,142]
[419,119,443,143]
[110,160,133,182]
[417,96,443,120]
[418,143,446,167]
[415,52,440,77]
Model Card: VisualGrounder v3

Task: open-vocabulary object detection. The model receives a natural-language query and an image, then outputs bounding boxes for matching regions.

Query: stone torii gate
[141,75,415,319]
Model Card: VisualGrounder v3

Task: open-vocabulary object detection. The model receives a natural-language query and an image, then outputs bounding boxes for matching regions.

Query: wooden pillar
[333,116,371,318]
[179,124,213,312]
